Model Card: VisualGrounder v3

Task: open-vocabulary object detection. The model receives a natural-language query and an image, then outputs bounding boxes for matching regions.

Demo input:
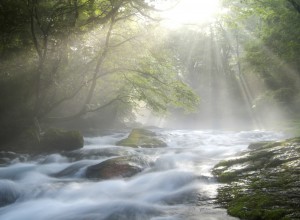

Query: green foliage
[0,0,32,59]
[0,0,199,145]
[124,51,199,114]
[221,0,300,129]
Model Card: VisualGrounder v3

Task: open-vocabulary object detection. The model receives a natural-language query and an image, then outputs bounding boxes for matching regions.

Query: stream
[0,129,285,220]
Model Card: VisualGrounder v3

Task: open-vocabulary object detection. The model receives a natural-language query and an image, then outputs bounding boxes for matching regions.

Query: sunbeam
[159,0,221,28]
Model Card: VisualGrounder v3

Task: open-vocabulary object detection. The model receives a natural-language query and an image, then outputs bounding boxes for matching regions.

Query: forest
[1,0,300,140]
[0,0,300,220]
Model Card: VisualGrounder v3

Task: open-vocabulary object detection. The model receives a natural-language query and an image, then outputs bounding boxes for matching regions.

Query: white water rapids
[0,129,285,220]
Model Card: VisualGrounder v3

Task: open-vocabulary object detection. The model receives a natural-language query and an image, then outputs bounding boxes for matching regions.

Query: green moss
[263,209,287,220]
[265,158,284,168]
[248,142,273,150]
[217,172,239,183]
[249,150,272,160]
[227,193,287,220]
[214,150,274,170]
[213,137,300,220]
[285,136,300,144]
[214,157,249,169]
[41,128,83,152]
[116,129,166,148]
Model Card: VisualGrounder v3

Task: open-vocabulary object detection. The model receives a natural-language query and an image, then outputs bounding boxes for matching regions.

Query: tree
[221,0,300,128]
[162,23,256,129]
[0,0,199,141]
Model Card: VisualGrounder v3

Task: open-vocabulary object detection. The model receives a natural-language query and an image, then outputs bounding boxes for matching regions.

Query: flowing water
[0,129,285,220]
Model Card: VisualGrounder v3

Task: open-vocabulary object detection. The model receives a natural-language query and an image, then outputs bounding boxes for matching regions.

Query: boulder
[213,138,300,220]
[0,151,19,165]
[0,127,83,154]
[116,129,167,148]
[53,161,92,178]
[248,141,273,150]
[40,128,84,153]
[85,156,143,179]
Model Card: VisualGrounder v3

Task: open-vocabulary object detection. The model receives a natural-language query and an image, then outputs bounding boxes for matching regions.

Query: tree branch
[44,95,125,122]
[110,36,137,48]
[129,2,161,21]
[41,67,124,118]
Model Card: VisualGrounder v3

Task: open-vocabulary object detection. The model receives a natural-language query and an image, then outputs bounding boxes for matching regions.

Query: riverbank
[213,137,300,220]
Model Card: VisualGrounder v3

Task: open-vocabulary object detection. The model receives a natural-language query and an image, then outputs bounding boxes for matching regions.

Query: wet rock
[2,128,84,155]
[213,137,300,220]
[85,156,144,179]
[53,161,92,178]
[40,128,84,153]
[116,129,167,148]
[0,151,18,165]
[64,147,129,162]
[248,141,273,150]
[0,151,29,165]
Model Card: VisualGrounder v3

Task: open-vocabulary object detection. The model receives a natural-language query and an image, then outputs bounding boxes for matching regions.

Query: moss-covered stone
[227,193,287,220]
[248,141,273,150]
[3,128,84,154]
[116,128,167,148]
[40,128,84,153]
[213,137,300,220]
[216,172,239,183]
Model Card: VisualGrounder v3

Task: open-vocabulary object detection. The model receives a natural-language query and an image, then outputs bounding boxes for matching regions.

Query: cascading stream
[0,130,285,220]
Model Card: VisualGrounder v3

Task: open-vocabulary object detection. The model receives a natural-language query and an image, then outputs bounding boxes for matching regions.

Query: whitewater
[0,129,285,220]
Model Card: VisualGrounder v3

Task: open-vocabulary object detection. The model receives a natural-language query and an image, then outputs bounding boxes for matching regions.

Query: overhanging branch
[44,95,125,122]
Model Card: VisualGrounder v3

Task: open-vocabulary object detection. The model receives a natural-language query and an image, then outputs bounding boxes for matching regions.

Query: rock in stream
[85,156,148,179]
[213,137,300,220]
[116,128,167,148]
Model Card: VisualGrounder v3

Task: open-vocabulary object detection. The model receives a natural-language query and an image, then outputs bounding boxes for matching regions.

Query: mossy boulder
[248,141,273,150]
[213,137,300,220]
[116,129,167,148]
[40,128,84,153]
[85,156,143,179]
[3,128,84,154]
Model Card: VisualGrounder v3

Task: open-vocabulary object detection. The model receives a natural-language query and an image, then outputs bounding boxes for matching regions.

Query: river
[0,129,285,220]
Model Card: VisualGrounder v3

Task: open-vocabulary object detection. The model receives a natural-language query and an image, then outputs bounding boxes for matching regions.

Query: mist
[1,1,300,220]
